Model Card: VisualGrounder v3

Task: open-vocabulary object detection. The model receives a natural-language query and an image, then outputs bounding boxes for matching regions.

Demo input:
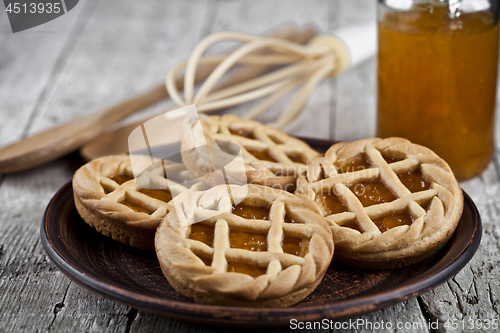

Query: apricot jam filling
[373,213,414,233]
[317,167,326,180]
[287,153,305,164]
[398,169,431,193]
[382,155,404,164]
[229,229,267,252]
[120,195,154,214]
[101,182,115,194]
[349,180,396,207]
[335,154,372,174]
[284,215,299,224]
[268,134,284,144]
[110,174,134,185]
[282,235,304,256]
[247,148,277,162]
[338,220,362,232]
[227,261,267,278]
[232,203,270,220]
[230,128,254,139]
[138,188,173,203]
[189,223,215,247]
[196,255,213,266]
[315,192,348,215]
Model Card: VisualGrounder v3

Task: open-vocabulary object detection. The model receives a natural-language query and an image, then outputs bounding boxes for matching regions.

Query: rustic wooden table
[1,0,499,332]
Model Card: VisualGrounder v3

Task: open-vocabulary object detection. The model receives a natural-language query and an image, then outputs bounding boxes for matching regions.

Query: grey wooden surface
[0,0,499,332]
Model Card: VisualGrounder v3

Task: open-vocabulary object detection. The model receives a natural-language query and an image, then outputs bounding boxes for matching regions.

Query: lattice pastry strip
[155,184,333,307]
[73,154,206,249]
[296,137,463,269]
[181,114,320,191]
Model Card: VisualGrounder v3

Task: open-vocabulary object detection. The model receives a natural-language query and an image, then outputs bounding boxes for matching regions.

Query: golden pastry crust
[296,137,463,269]
[73,154,204,250]
[181,114,319,192]
[155,184,334,307]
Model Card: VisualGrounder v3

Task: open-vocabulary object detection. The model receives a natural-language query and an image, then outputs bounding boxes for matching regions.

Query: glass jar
[376,0,499,180]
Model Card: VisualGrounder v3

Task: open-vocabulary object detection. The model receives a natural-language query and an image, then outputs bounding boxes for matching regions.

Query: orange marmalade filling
[247,148,277,162]
[398,169,431,193]
[138,188,173,203]
[230,128,254,139]
[373,213,414,232]
[229,229,267,252]
[189,223,214,247]
[335,154,372,174]
[282,235,304,257]
[227,261,267,278]
[315,192,348,215]
[350,180,396,207]
[110,174,133,185]
[232,203,270,220]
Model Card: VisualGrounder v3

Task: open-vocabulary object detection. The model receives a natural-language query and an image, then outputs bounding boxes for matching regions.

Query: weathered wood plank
[0,0,89,147]
[130,311,328,333]
[345,299,431,333]
[24,1,211,136]
[0,162,95,332]
[418,154,500,332]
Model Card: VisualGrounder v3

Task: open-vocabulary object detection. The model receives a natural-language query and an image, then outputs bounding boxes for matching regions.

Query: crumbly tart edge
[74,194,158,250]
[157,256,324,307]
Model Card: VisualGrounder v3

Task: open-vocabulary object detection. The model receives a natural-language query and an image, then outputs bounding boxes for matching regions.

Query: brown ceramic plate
[41,138,482,327]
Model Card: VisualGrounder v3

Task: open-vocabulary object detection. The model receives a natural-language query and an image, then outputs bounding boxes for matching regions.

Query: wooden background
[1,0,499,331]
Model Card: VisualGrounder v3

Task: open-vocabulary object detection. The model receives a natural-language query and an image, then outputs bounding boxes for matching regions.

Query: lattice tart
[181,114,319,192]
[73,154,205,250]
[296,137,463,269]
[155,184,334,307]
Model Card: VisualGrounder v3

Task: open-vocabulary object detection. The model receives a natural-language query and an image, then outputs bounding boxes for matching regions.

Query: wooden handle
[0,84,167,174]
[0,23,316,174]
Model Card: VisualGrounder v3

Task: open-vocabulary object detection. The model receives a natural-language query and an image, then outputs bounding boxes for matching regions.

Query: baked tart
[296,137,463,269]
[181,114,319,192]
[155,184,334,307]
[73,154,205,250]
